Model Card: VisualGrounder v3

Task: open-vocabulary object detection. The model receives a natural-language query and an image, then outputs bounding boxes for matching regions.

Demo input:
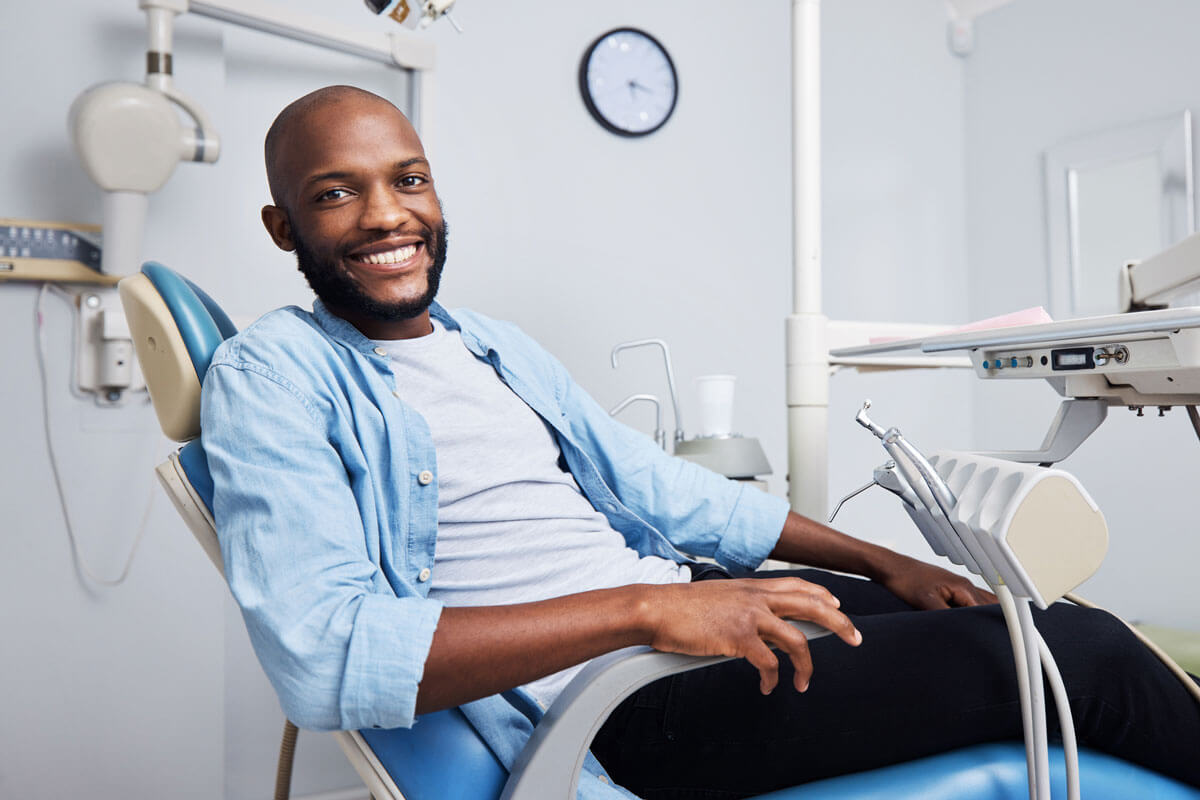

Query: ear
[261,205,296,252]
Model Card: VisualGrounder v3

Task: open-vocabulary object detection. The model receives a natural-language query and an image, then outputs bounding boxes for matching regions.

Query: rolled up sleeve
[553,351,790,573]
[202,359,441,731]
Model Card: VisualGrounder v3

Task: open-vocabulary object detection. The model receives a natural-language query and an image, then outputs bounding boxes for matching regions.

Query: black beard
[292,217,448,322]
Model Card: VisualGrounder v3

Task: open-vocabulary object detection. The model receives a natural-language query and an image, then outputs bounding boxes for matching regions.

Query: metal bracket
[978,398,1109,464]
[75,287,146,404]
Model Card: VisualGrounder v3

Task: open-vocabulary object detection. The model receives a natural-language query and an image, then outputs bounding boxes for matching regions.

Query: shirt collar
[311,299,478,355]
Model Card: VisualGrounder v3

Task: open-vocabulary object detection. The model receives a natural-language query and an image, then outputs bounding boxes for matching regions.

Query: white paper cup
[695,374,736,437]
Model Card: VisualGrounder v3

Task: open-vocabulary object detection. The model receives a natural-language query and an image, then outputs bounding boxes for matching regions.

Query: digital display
[1051,347,1094,371]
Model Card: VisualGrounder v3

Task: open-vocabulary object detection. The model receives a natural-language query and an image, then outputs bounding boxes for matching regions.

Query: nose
[358,184,408,232]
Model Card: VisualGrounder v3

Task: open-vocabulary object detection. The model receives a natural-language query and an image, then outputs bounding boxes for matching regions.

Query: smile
[349,243,421,266]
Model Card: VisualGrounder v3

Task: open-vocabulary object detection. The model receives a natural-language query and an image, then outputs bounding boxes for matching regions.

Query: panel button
[418,470,434,485]
[418,567,431,582]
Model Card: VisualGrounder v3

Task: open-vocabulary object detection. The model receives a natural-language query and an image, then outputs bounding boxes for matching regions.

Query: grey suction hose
[275,720,298,800]
[886,433,1072,800]
[855,402,1078,800]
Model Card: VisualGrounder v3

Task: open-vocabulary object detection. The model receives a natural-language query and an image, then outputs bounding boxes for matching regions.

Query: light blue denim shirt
[201,299,790,799]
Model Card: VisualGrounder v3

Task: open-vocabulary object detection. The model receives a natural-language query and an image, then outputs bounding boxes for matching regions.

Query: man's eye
[318,188,351,201]
[398,175,427,188]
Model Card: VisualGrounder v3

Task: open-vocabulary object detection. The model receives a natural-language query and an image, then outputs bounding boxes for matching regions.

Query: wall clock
[578,28,679,138]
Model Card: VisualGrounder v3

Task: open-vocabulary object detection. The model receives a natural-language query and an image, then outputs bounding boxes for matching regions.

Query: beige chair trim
[334,730,407,800]
[119,273,204,442]
[156,454,224,573]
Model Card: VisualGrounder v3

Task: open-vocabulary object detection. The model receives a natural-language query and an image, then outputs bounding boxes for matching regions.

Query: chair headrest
[119,262,237,442]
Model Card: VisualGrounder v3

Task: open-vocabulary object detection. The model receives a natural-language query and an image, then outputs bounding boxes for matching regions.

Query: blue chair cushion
[141,261,234,382]
[752,743,1200,800]
[179,439,214,514]
[362,711,508,800]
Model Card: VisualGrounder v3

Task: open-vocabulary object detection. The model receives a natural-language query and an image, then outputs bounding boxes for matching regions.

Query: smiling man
[260,89,447,338]
[201,86,1200,799]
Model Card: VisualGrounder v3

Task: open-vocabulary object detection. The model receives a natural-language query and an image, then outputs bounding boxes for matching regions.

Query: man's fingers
[758,614,816,692]
[743,638,781,695]
[753,577,842,608]
[973,586,999,605]
[945,581,997,607]
[766,593,862,647]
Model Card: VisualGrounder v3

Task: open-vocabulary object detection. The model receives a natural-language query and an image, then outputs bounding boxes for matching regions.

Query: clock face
[579,28,678,138]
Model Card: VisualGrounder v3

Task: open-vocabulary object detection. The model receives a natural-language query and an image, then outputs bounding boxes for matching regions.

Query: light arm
[1119,230,1200,310]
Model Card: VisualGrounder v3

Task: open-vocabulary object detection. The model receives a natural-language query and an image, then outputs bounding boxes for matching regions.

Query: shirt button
[418,567,431,582]
[598,775,610,785]
[373,346,387,356]
[392,390,402,398]
[418,470,434,485]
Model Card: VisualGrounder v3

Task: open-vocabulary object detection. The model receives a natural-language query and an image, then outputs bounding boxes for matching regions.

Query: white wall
[819,0,974,559]
[0,0,969,796]
[965,0,1200,629]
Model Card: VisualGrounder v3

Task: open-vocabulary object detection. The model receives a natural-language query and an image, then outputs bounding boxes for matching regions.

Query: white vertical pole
[409,67,435,152]
[787,0,830,519]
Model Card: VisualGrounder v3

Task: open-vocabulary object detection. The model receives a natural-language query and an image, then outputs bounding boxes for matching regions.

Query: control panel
[0,218,115,285]
[976,341,1159,375]
[970,335,1200,402]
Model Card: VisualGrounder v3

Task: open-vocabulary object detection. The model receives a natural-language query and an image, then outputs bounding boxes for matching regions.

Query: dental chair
[119,261,1200,800]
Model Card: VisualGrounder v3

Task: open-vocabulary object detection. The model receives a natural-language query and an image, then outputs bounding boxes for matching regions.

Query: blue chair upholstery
[757,743,1200,799]
[136,262,1200,800]
[140,261,236,382]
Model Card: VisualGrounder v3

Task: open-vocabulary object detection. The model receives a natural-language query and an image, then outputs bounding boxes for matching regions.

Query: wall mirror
[1044,111,1195,318]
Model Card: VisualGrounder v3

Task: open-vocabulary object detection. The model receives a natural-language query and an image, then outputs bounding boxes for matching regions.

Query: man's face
[262,95,447,339]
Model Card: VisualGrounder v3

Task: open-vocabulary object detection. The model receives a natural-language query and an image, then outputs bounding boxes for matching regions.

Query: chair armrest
[501,620,831,800]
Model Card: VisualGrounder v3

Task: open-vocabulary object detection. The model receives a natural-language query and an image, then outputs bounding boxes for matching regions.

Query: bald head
[264,85,415,208]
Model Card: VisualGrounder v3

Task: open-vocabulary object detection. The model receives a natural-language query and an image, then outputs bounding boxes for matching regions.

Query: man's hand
[875,553,996,610]
[642,577,862,695]
[768,511,996,611]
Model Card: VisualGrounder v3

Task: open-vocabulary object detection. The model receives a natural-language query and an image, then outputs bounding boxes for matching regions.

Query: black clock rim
[578,27,679,139]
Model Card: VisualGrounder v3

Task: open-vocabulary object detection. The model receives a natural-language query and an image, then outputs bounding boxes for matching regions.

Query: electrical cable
[1065,592,1200,705]
[35,284,155,587]
[1188,406,1200,445]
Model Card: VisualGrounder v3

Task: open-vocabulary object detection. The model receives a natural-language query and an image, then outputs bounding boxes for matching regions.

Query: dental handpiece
[855,402,996,579]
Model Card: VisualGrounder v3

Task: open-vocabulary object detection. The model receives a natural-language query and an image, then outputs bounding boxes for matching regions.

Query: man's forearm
[415,573,862,715]
[416,584,656,714]
[768,511,904,581]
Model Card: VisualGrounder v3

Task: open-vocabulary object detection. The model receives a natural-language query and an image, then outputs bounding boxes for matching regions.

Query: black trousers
[590,568,1200,800]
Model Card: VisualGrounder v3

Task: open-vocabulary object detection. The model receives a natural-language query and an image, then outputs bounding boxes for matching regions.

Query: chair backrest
[118,263,508,800]
[119,261,236,443]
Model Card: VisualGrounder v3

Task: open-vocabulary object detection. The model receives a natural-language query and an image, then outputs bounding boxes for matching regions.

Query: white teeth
[361,244,418,265]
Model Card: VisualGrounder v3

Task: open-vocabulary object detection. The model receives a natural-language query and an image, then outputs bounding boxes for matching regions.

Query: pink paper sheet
[869,307,1054,345]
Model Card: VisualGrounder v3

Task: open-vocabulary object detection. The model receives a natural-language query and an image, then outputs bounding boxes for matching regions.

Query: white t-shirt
[373,319,690,707]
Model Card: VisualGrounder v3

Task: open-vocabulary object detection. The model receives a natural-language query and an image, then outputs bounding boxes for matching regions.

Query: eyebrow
[302,158,430,189]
